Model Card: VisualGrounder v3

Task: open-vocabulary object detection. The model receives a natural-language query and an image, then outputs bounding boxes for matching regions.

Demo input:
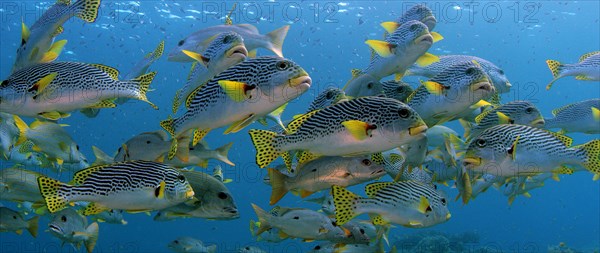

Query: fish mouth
[409,124,428,136]
[531,118,545,127]
[462,157,482,168]
[226,45,248,58]
[470,80,494,93]
[48,224,62,234]
[289,74,312,88]
[446,213,452,220]
[505,82,512,87]
[421,16,437,26]
[414,33,433,45]
[185,189,195,198]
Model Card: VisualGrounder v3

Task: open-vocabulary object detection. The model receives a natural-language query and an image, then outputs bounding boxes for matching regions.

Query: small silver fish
[0,206,39,237]
[48,208,98,253]
[167,237,217,253]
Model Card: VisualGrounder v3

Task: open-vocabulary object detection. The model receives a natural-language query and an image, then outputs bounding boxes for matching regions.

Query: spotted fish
[463,124,600,177]
[172,32,248,114]
[546,51,600,90]
[12,0,101,73]
[37,161,195,215]
[331,181,451,227]
[248,96,428,169]
[161,56,311,159]
[168,24,289,62]
[407,55,512,93]
[0,62,157,120]
[463,101,545,140]
[407,60,495,127]
[544,99,600,134]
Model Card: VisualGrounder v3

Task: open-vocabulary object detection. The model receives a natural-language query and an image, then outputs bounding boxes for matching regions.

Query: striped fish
[0,112,20,156]
[381,80,414,102]
[248,96,428,169]
[344,20,438,97]
[168,24,289,62]
[407,55,512,93]
[407,60,495,127]
[37,161,195,215]
[464,101,545,141]
[172,32,248,114]
[0,62,157,121]
[380,4,437,34]
[12,0,101,73]
[546,51,600,90]
[306,87,347,112]
[545,99,600,134]
[331,181,450,227]
[161,56,311,159]
[463,124,600,178]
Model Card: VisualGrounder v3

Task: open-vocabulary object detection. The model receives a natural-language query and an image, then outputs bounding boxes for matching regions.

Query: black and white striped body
[545,99,600,134]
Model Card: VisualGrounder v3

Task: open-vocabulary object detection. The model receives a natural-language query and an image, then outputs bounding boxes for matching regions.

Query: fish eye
[189,147,195,151]
[174,240,179,244]
[76,145,80,150]
[177,175,186,182]
[245,247,250,250]
[146,141,151,144]
[223,35,233,44]
[397,86,404,93]
[441,198,447,205]
[398,108,410,118]
[0,80,7,86]
[326,90,335,99]
[475,139,487,147]
[118,147,122,152]
[61,215,67,222]
[276,61,290,70]
[498,69,505,75]
[12,215,17,219]
[359,228,365,234]
[331,221,336,226]
[314,246,321,250]
[217,192,228,199]
[361,159,372,166]
[178,40,185,46]
[367,82,374,89]
[293,216,299,220]
[410,24,420,32]
[525,107,534,114]
[466,67,476,76]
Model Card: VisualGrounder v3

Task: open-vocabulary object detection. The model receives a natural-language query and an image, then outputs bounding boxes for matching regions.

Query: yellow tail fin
[248,130,280,168]
[545,59,563,90]
[266,25,290,57]
[13,115,29,145]
[331,185,361,225]
[37,176,70,213]
[76,0,101,22]
[132,71,158,109]
[576,139,600,176]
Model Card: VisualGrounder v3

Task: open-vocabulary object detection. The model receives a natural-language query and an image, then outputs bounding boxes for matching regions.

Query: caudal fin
[266,25,290,57]
[331,185,361,225]
[268,168,288,205]
[84,222,99,253]
[132,71,158,109]
[26,216,39,238]
[250,203,272,235]
[576,139,600,176]
[248,130,280,168]
[75,0,101,23]
[215,142,235,166]
[91,146,113,166]
[545,59,564,90]
[37,176,70,213]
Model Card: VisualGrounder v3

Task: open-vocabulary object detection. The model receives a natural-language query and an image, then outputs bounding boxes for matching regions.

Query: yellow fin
[73,165,104,185]
[365,182,393,198]
[574,140,600,175]
[544,130,573,147]
[40,40,67,63]
[591,107,600,121]
[509,136,519,161]
[395,72,404,81]
[21,21,30,45]
[38,111,70,120]
[268,168,288,205]
[82,203,107,216]
[218,80,255,102]
[87,99,116,109]
[182,50,209,66]
[430,32,444,43]
[89,64,120,80]
[192,129,210,146]
[418,196,431,214]
[30,72,58,97]
[331,186,360,225]
[579,51,599,62]
[496,111,512,124]
[380,21,400,34]
[421,80,447,95]
[416,53,439,67]
[248,130,279,168]
[248,49,257,58]
[155,181,166,199]
[37,176,69,213]
[223,114,256,134]
[469,99,491,109]
[342,120,375,140]
[365,40,395,57]
[545,59,562,90]
[285,110,319,134]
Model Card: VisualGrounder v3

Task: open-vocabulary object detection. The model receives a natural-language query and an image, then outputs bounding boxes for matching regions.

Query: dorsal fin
[73,164,106,185]
[365,182,394,198]
[474,109,493,124]
[551,103,573,116]
[89,64,119,80]
[579,51,599,62]
[544,130,573,147]
[405,84,422,103]
[185,82,208,108]
[284,110,319,134]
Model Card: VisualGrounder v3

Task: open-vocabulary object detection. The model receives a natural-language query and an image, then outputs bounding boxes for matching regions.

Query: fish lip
[48,224,62,234]
[185,189,195,198]
[471,80,494,93]
[505,82,512,87]
[289,75,312,88]
[409,124,428,136]
[226,45,248,58]
[415,33,433,45]
[446,213,452,220]
[531,118,545,126]
[421,15,437,26]
[462,157,481,168]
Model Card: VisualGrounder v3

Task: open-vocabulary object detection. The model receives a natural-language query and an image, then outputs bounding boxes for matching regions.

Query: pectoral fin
[218,80,256,102]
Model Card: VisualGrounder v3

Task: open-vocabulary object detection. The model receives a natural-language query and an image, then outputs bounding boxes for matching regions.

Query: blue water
[0,1,599,252]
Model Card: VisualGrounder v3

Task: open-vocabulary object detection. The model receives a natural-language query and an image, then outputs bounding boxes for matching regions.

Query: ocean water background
[0,1,598,252]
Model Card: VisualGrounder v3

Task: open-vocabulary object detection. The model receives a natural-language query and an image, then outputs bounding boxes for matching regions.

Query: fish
[344,20,438,97]
[48,208,99,253]
[168,24,289,62]
[331,181,451,228]
[13,117,88,168]
[113,131,191,163]
[166,141,235,168]
[268,156,386,204]
[1,141,50,167]
[172,32,248,114]
[463,124,600,178]
[12,0,101,73]
[406,55,512,93]
[0,112,20,156]
[161,56,311,159]
[305,194,336,215]
[462,101,545,140]
[309,242,382,253]
[342,71,384,98]
[249,96,428,169]
[167,237,217,253]
[0,167,44,203]
[306,87,347,112]
[544,99,600,134]
[470,173,505,200]
[426,125,459,148]
[381,4,437,33]
[0,62,157,120]
[381,80,414,102]
[249,219,286,243]
[37,161,195,215]
[407,60,495,127]
[502,173,552,205]
[546,51,600,90]
[251,204,350,241]
[238,246,267,253]
[0,206,39,237]
[90,209,127,225]
[155,170,239,220]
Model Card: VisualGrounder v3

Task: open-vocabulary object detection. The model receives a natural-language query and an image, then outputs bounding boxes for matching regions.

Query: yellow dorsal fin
[415,53,439,67]
[89,64,120,80]
[351,69,363,78]
[225,3,237,25]
[431,31,444,43]
[591,107,600,121]
[40,40,67,63]
[365,182,394,198]
[380,21,400,34]
[21,21,30,45]
[474,109,493,124]
[579,51,599,62]
[365,40,395,57]
[73,165,105,185]
[218,80,255,102]
[285,110,319,134]
[544,130,573,147]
